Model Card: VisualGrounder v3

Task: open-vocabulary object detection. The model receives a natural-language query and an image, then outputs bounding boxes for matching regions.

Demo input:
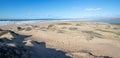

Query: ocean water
[90,19,120,24]
[0,19,120,26]
[0,19,69,26]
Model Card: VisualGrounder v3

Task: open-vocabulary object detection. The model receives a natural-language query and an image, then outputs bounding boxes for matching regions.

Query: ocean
[0,19,120,26]
[0,19,69,26]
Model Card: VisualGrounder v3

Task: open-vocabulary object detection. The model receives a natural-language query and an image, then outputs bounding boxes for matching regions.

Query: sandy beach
[0,21,120,58]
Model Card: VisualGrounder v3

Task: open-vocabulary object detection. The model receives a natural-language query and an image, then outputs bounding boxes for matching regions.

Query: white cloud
[84,8,102,11]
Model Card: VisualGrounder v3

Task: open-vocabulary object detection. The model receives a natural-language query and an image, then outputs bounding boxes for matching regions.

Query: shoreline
[0,21,109,29]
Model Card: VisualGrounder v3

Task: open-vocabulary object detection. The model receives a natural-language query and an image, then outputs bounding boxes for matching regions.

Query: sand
[0,21,120,58]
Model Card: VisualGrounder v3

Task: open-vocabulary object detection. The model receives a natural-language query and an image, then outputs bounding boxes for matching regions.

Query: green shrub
[32,25,38,28]
[25,27,32,31]
[82,31,102,38]
[69,27,78,30]
[50,28,56,31]
[76,24,81,26]
[47,24,54,29]
[113,27,120,30]
[0,30,9,36]
[17,27,25,31]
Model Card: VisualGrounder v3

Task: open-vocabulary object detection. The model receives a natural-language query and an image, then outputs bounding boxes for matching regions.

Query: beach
[0,21,120,58]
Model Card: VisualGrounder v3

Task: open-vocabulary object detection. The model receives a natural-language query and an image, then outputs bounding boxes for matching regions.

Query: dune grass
[47,25,57,31]
[113,27,120,30]
[57,23,72,25]
[40,27,47,29]
[25,27,32,31]
[82,31,103,41]
[57,30,65,33]
[61,27,67,29]
[96,29,120,35]
[47,24,54,29]
[0,30,9,36]
[76,23,81,26]
[17,27,25,31]
[69,27,78,30]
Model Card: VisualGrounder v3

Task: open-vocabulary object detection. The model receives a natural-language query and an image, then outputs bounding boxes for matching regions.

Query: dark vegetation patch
[25,27,32,31]
[0,30,9,36]
[17,27,25,31]
[17,27,32,31]
[57,23,72,25]
[113,27,120,30]
[69,27,78,30]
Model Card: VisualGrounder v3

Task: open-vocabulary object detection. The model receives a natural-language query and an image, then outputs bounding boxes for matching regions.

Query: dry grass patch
[57,23,72,25]
[25,27,32,31]
[40,27,47,29]
[57,30,65,33]
[47,24,58,31]
[50,28,57,31]
[0,30,9,36]
[82,31,103,41]
[31,25,38,28]
[39,27,47,31]
[96,29,120,35]
[76,23,81,26]
[69,27,78,30]
[113,27,120,30]
[47,24,54,29]
[61,27,67,29]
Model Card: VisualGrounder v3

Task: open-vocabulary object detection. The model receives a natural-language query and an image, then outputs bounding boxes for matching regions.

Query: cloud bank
[84,8,102,11]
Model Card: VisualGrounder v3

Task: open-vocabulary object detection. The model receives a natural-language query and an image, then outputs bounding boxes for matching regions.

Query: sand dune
[0,22,120,58]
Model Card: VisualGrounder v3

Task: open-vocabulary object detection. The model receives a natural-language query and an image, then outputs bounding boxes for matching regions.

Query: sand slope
[0,22,120,58]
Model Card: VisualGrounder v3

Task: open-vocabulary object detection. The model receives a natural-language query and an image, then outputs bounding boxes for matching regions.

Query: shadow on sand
[0,30,71,58]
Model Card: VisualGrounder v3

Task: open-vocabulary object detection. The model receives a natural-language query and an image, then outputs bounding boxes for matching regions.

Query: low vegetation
[31,25,38,28]
[57,30,65,33]
[113,27,120,30]
[82,31,103,41]
[69,27,78,30]
[57,23,72,25]
[96,29,120,35]
[25,27,32,31]
[40,27,47,29]
[50,28,57,31]
[17,27,25,31]
[47,24,54,29]
[0,30,9,36]
[76,23,81,26]
[61,27,67,29]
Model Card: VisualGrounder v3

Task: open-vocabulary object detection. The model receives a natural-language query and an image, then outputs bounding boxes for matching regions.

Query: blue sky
[0,0,120,19]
